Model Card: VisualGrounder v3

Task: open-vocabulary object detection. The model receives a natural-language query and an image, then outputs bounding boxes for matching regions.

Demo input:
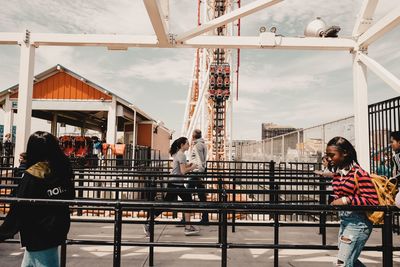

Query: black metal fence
[0,198,398,267]
[369,95,400,176]
[1,160,400,266]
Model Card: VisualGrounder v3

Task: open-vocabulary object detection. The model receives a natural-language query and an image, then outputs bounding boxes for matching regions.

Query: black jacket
[0,162,75,251]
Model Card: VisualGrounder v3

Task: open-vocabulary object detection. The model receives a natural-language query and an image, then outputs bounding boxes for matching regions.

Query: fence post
[149,208,155,267]
[77,168,84,216]
[270,160,279,267]
[60,242,67,267]
[113,202,122,267]
[383,210,393,267]
[319,175,327,246]
[269,161,275,204]
[221,207,228,267]
[232,174,236,233]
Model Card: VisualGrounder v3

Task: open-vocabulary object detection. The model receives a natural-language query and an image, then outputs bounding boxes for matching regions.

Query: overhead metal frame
[0,0,398,169]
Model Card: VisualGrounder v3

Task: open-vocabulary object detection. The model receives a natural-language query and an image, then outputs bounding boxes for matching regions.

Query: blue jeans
[336,211,372,267]
[21,246,59,267]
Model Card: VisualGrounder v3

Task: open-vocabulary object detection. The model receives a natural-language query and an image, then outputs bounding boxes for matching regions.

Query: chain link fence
[236,116,355,163]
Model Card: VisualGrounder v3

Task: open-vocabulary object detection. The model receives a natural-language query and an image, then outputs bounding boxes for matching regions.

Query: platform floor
[1,220,400,267]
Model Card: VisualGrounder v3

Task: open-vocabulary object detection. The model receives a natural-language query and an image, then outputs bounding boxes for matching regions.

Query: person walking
[143,137,200,237]
[188,129,209,224]
[325,136,378,267]
[0,131,75,267]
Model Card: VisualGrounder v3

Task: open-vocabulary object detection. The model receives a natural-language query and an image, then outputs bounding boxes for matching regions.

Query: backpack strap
[353,169,361,195]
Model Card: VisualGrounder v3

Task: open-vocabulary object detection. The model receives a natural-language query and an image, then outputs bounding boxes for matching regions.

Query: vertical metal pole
[113,202,122,267]
[221,208,228,267]
[60,242,67,267]
[273,212,279,267]
[383,211,393,267]
[149,208,155,267]
[319,177,327,245]
[269,161,275,204]
[77,169,84,215]
[353,51,370,171]
[232,175,236,233]
[270,160,279,267]
[15,33,35,159]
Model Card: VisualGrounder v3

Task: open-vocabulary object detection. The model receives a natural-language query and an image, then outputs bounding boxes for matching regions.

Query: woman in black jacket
[0,131,75,267]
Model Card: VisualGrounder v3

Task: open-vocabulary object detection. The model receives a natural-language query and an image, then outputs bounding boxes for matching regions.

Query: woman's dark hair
[26,131,73,180]
[327,136,359,168]
[169,137,188,156]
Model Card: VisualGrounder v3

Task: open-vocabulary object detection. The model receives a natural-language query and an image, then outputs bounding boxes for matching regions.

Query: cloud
[118,52,194,85]
[0,0,154,34]
[171,99,187,105]
[0,0,399,144]
[233,97,267,113]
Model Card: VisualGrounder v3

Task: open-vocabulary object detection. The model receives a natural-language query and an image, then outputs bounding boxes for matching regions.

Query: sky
[0,0,399,140]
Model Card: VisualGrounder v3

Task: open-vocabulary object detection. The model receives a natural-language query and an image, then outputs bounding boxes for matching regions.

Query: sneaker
[184,226,200,236]
[175,219,186,227]
[143,224,150,237]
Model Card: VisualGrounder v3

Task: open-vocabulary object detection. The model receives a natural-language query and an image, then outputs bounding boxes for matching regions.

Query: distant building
[232,140,256,160]
[261,123,297,140]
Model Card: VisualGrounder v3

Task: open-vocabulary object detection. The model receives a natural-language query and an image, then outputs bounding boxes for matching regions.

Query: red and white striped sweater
[332,164,378,206]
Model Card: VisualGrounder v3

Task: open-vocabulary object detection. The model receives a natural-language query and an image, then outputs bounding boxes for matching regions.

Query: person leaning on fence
[0,131,75,267]
[143,137,200,237]
[390,131,400,180]
[325,136,378,267]
[187,129,209,224]
[314,155,334,178]
[3,133,13,166]
[14,152,27,178]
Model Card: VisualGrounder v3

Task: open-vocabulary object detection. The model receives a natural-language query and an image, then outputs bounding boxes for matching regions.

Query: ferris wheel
[181,0,241,161]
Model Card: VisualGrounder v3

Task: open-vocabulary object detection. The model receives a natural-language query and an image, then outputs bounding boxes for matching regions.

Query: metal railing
[0,198,398,267]
[369,96,400,175]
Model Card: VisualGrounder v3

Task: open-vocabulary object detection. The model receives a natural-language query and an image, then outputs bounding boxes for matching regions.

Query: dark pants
[151,184,192,219]
[187,175,209,221]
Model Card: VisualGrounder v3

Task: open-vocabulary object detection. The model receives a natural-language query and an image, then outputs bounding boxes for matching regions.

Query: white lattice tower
[182,0,236,161]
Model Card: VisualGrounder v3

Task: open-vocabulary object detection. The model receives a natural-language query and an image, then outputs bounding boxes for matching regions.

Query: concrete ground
[1,220,400,267]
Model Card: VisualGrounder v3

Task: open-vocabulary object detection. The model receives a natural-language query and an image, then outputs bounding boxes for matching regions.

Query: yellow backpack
[354,172,398,224]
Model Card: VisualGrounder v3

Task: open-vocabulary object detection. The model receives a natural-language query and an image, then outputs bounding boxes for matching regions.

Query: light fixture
[153,120,165,134]
[304,17,326,37]
[259,26,267,33]
[304,17,341,38]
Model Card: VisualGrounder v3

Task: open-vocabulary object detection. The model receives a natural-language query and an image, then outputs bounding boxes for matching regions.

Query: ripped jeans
[336,211,372,267]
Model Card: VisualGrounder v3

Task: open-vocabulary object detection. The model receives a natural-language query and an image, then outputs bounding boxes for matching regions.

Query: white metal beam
[182,36,356,50]
[176,0,283,42]
[352,0,378,37]
[186,69,210,139]
[30,100,111,111]
[0,32,23,45]
[181,52,198,136]
[2,95,14,140]
[143,0,170,46]
[352,52,370,171]
[26,33,358,50]
[106,96,117,144]
[31,33,158,48]
[15,43,35,158]
[358,5,400,47]
[358,53,400,93]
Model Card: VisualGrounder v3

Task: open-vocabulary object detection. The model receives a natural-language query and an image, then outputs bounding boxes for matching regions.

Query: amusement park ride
[181,0,241,161]
[2,0,400,170]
